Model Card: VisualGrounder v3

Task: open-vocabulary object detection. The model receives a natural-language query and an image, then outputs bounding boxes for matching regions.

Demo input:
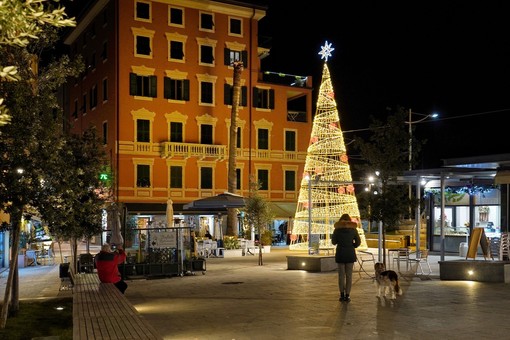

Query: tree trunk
[71,238,78,274]
[0,210,22,328]
[226,61,243,236]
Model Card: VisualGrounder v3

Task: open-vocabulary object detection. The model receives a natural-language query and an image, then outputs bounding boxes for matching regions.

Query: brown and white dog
[374,262,403,300]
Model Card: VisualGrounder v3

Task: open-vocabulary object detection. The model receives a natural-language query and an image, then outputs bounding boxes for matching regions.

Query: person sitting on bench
[95,243,128,294]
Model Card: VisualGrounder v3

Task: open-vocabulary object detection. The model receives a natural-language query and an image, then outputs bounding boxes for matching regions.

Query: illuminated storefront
[427,187,501,252]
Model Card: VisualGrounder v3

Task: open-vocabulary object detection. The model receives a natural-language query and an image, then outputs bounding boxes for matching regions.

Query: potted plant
[259,229,273,253]
[222,236,242,257]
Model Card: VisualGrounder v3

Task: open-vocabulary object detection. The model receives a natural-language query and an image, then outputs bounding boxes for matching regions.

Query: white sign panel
[151,231,177,248]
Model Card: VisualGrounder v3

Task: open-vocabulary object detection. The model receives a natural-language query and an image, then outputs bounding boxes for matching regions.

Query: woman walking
[331,213,361,302]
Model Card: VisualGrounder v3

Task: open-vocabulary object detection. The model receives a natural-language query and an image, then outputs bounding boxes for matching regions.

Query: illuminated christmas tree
[290,41,368,251]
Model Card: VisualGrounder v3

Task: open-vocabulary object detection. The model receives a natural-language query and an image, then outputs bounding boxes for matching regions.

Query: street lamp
[367,171,383,262]
[406,109,438,216]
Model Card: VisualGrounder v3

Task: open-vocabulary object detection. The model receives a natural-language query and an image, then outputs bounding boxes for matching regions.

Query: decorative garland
[425,185,499,196]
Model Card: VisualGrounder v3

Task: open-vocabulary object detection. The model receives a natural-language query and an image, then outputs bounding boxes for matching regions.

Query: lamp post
[368,171,383,262]
[305,173,321,255]
[406,109,438,217]
[305,174,313,255]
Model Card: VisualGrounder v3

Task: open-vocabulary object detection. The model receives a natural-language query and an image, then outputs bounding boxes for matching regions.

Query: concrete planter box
[439,260,510,283]
[254,245,271,254]
[287,255,337,272]
[223,249,243,257]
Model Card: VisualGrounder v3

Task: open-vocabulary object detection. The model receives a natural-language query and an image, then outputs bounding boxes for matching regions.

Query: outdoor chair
[78,253,95,273]
[391,248,410,273]
[25,250,38,266]
[356,250,375,279]
[39,248,55,265]
[409,249,432,276]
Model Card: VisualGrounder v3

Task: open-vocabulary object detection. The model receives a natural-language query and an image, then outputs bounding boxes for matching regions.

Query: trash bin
[59,263,70,278]
[459,242,468,257]
[404,235,411,248]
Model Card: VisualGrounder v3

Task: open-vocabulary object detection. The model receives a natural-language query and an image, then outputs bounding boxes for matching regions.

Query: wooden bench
[72,271,162,339]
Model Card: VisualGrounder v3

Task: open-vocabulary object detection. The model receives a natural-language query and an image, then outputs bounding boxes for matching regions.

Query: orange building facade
[63,0,313,230]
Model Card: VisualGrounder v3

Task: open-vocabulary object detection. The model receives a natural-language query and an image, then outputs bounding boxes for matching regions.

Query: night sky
[61,1,509,168]
[253,1,510,168]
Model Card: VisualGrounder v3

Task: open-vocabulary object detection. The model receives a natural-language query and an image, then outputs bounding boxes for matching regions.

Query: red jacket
[95,249,126,283]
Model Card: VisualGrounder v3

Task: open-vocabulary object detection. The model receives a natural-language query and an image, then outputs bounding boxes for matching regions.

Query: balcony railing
[161,142,226,160]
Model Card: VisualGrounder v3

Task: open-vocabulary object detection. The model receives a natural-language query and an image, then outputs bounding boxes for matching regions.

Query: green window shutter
[183,79,190,101]
[164,77,171,99]
[242,51,248,68]
[241,86,247,106]
[224,48,230,66]
[252,87,259,107]
[269,89,275,109]
[224,83,232,105]
[150,75,157,97]
[129,73,137,95]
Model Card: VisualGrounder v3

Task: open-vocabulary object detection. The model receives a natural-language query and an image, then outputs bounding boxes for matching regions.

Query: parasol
[108,203,123,245]
[166,199,174,227]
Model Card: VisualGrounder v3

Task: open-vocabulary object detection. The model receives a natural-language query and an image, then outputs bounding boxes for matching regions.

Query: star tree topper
[318,41,334,61]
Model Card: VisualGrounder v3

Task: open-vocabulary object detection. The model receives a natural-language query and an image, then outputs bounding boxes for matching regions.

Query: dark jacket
[331,220,361,263]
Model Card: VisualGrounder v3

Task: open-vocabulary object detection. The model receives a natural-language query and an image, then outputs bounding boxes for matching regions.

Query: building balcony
[161,142,227,160]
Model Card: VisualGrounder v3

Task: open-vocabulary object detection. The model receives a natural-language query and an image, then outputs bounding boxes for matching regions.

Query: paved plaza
[3,245,510,339]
